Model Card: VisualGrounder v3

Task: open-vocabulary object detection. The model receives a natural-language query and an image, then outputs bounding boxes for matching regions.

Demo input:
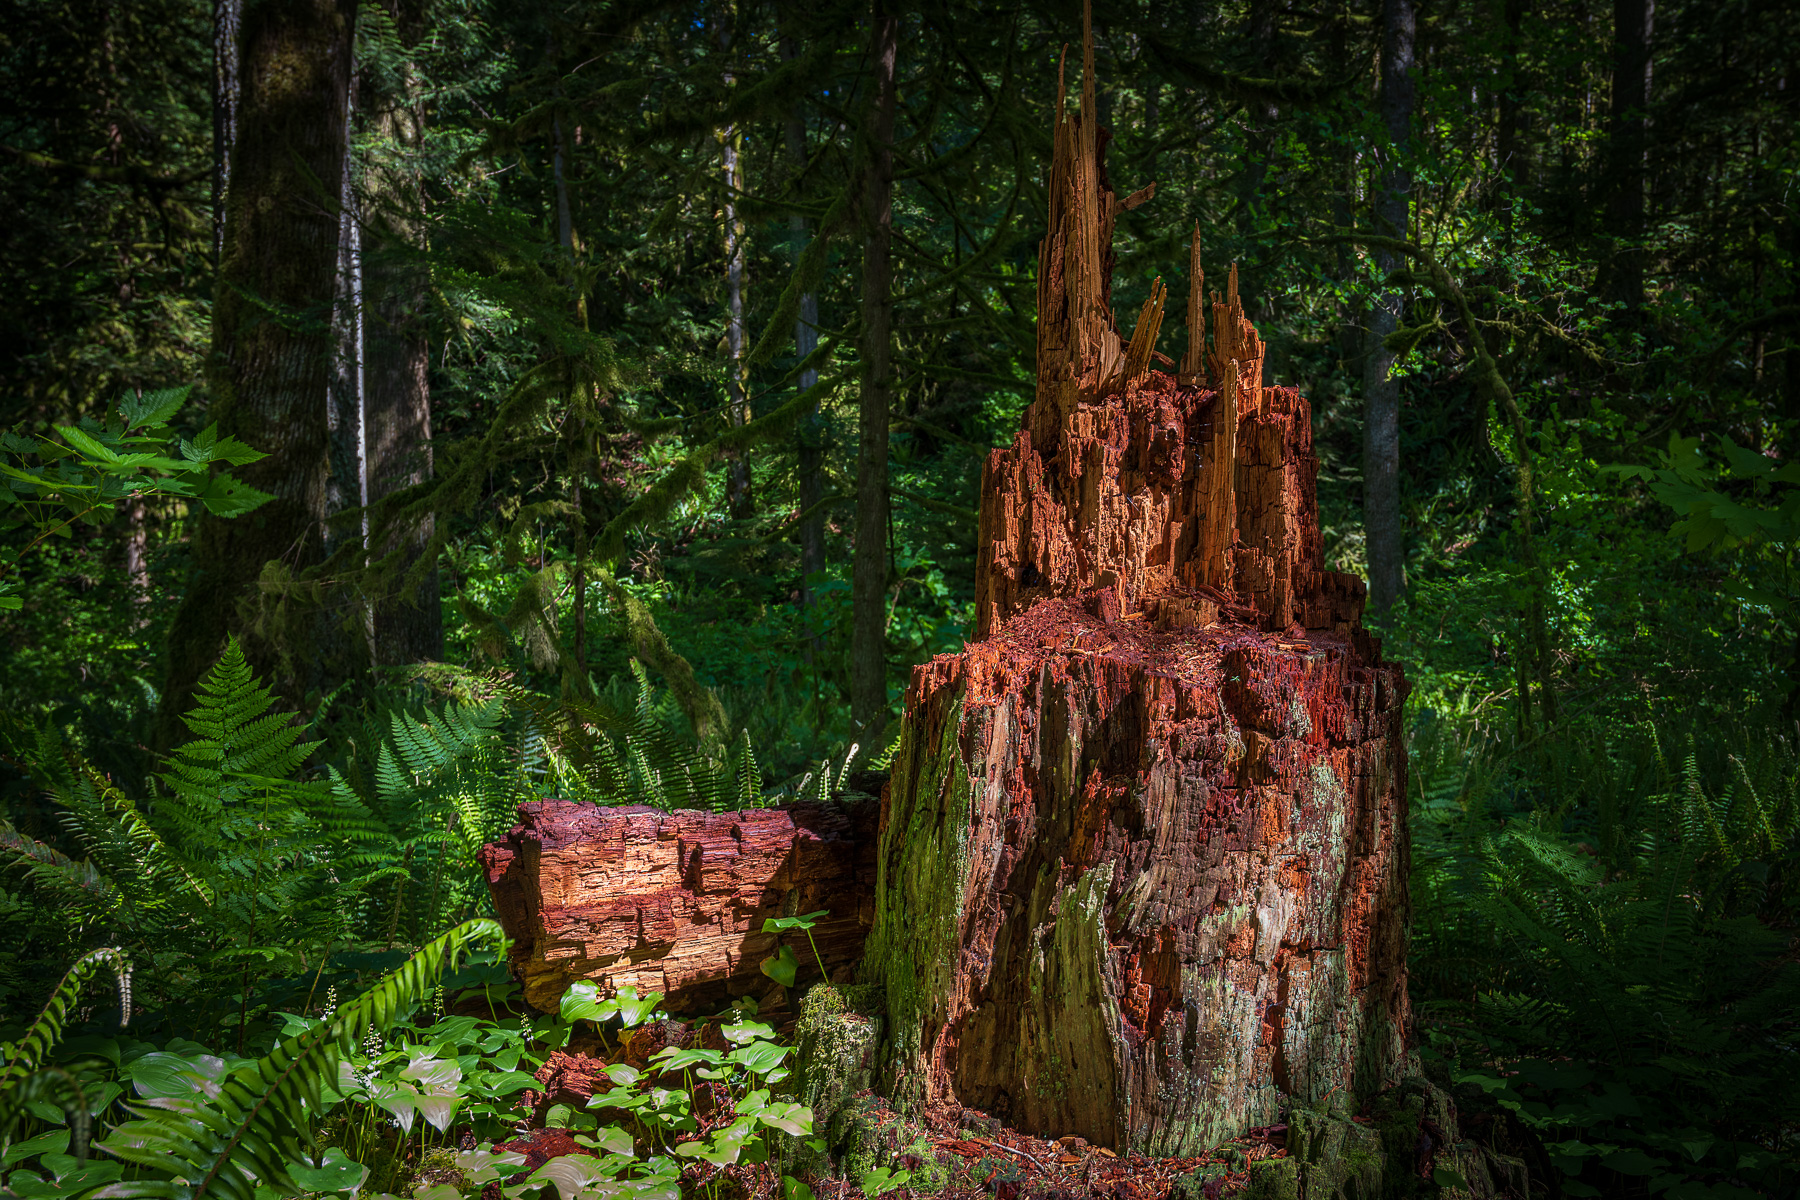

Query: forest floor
[496,1088,1286,1200]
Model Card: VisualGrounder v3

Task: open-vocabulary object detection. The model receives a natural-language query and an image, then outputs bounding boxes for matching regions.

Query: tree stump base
[864,598,1408,1156]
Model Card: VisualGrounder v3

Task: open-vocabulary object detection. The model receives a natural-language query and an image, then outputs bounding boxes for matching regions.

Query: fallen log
[854,22,1411,1158]
[480,798,878,1014]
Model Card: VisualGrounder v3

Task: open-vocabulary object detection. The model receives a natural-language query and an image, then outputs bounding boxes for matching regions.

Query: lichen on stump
[858,24,1410,1158]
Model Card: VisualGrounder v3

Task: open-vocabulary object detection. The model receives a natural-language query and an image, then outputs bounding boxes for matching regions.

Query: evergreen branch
[889,486,977,523]
[746,185,856,368]
[591,371,841,566]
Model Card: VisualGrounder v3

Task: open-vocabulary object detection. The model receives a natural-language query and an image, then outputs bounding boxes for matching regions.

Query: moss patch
[838,1097,952,1195]
[786,984,881,1173]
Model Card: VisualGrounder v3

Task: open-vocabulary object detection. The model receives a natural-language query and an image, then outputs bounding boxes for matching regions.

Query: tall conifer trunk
[1603,0,1654,308]
[1361,0,1414,616]
[364,0,440,666]
[851,2,897,736]
[783,29,826,659]
[163,0,358,739]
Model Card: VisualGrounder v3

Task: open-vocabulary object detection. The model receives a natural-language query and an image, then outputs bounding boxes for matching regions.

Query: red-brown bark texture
[481,799,877,1014]
[855,38,1411,1157]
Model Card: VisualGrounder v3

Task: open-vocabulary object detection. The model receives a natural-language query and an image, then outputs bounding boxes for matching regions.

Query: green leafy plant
[0,948,130,1159]
[1415,720,1799,1200]
[860,1166,911,1198]
[0,385,271,610]
[90,917,506,1199]
[758,910,829,989]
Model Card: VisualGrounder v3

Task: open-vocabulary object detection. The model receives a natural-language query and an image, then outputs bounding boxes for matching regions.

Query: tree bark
[1361,0,1414,617]
[363,0,440,666]
[719,12,753,520]
[162,0,358,738]
[1602,0,1653,308]
[321,77,373,688]
[851,2,898,736]
[211,0,240,266]
[783,27,826,658]
[859,31,1410,1156]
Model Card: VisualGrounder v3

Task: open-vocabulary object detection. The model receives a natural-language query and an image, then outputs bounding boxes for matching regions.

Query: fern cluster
[0,638,802,1051]
[1410,712,1799,1196]
[465,660,767,812]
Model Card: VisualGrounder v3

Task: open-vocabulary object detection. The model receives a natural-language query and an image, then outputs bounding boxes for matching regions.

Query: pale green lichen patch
[1015,861,1125,1142]
[1288,695,1313,739]
[860,689,976,1105]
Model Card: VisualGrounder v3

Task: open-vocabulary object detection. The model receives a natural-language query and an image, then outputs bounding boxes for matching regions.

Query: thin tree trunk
[1236,0,1278,248]
[1602,0,1653,308]
[783,31,825,657]
[325,94,365,571]
[363,0,440,666]
[1785,214,1800,460]
[321,78,374,686]
[549,101,590,685]
[123,496,149,617]
[161,0,359,741]
[211,0,240,265]
[719,13,753,520]
[1494,0,1526,244]
[851,2,898,736]
[1362,0,1414,617]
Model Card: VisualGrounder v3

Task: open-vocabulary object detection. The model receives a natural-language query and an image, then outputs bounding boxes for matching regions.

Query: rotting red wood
[859,3,1410,1159]
[479,798,878,1015]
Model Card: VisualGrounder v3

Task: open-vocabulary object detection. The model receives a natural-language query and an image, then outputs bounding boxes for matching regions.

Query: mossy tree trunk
[163,0,358,735]
[858,18,1412,1159]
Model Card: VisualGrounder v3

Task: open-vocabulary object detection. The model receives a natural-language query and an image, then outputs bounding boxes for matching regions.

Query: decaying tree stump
[856,35,1411,1158]
[481,798,878,1014]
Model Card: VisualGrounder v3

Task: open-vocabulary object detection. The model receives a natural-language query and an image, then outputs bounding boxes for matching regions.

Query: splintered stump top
[856,20,1411,1158]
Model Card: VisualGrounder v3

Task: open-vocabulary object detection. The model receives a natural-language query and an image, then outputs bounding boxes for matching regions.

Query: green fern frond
[62,755,213,908]
[0,818,115,910]
[162,638,322,830]
[95,919,505,1200]
[0,947,130,1098]
[1,1066,93,1161]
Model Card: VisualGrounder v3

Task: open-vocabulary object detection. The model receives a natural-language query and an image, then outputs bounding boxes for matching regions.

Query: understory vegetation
[1,0,1796,1196]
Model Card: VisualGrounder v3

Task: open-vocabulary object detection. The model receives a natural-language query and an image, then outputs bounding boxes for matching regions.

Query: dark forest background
[0,0,1794,1196]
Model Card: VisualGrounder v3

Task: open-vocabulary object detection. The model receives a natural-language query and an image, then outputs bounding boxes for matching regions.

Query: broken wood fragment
[480,798,878,1014]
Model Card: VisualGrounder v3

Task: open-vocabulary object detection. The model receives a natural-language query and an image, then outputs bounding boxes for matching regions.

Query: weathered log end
[859,25,1411,1159]
[479,798,878,1015]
